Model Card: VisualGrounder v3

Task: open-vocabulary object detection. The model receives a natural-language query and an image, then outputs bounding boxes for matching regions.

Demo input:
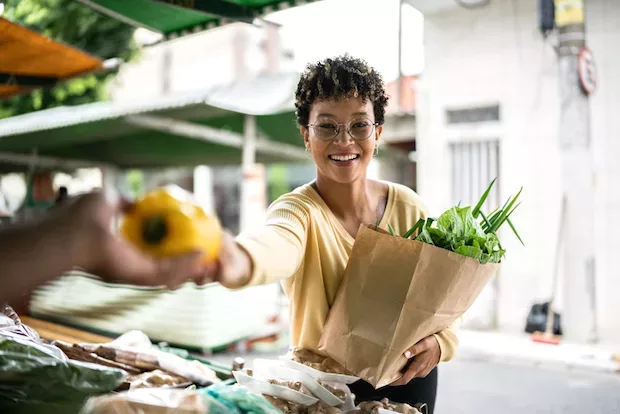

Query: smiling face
[302,97,382,185]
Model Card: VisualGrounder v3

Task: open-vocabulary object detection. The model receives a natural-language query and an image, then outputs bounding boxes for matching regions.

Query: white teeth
[330,154,359,161]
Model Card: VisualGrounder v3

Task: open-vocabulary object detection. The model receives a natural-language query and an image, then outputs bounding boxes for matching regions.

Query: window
[449,140,500,213]
[446,105,500,124]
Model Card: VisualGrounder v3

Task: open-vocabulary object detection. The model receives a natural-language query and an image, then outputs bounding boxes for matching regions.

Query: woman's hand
[197,231,253,289]
[390,335,441,386]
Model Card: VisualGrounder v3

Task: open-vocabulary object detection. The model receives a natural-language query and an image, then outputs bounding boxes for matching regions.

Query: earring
[305,147,312,158]
[373,145,379,156]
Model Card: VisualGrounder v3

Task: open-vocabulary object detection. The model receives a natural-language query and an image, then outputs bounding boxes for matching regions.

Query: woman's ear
[375,124,383,140]
[300,127,310,148]
[375,125,383,148]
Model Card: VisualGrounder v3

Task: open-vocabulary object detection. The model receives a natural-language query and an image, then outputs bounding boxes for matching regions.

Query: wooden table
[20,316,113,344]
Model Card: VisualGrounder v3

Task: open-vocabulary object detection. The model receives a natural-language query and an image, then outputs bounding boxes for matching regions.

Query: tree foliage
[0,0,138,119]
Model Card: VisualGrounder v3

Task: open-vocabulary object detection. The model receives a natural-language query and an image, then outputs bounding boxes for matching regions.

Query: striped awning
[0,17,104,99]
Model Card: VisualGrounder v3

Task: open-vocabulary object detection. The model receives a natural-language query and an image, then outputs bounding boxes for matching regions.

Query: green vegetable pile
[0,334,126,414]
[384,179,523,264]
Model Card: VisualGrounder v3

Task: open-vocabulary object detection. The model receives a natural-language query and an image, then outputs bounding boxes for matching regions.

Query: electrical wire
[455,0,491,9]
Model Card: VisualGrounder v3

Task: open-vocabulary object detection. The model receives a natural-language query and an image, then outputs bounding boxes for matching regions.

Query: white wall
[109,23,295,101]
[415,0,572,334]
[586,0,620,345]
[416,0,620,345]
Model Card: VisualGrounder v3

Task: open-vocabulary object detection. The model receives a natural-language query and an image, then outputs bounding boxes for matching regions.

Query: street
[208,350,620,413]
[436,358,620,413]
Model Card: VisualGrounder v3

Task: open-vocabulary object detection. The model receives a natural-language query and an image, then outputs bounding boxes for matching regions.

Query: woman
[201,55,458,413]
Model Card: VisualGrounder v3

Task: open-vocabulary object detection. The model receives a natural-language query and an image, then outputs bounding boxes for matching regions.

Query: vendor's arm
[0,193,205,305]
[202,197,309,289]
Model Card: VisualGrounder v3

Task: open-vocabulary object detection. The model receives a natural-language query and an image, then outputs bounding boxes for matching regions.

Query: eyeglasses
[307,117,379,141]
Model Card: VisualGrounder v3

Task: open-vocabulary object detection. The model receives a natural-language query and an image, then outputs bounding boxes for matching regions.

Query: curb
[456,330,620,375]
[458,346,620,375]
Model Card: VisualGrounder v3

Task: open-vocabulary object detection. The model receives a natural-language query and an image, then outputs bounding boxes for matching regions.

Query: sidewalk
[457,329,620,374]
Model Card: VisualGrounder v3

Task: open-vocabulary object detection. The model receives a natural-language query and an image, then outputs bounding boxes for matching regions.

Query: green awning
[0,72,305,171]
[77,0,321,40]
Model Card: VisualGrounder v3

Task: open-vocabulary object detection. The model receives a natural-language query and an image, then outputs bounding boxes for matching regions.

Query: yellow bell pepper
[121,185,222,263]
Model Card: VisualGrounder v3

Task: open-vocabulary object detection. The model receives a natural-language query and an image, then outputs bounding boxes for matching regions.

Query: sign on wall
[578,46,597,96]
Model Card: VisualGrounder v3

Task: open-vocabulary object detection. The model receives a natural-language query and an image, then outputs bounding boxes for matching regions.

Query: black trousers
[347,367,438,414]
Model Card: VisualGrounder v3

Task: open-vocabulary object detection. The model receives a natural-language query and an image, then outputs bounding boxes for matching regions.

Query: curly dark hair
[294,54,390,128]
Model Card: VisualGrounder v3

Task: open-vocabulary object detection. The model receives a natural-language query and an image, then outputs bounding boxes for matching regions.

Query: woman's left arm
[433,317,461,363]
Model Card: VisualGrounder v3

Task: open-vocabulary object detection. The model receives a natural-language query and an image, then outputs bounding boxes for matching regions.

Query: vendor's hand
[197,231,253,289]
[390,335,441,386]
[66,192,206,289]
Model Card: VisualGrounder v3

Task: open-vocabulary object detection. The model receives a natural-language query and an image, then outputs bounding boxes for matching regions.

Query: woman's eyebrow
[316,112,369,118]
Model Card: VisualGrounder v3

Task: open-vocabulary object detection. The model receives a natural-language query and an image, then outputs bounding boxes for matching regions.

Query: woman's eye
[319,124,337,130]
[352,122,369,128]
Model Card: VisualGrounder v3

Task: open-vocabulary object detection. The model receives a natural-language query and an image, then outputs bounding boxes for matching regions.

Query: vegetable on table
[121,185,222,263]
[390,178,523,264]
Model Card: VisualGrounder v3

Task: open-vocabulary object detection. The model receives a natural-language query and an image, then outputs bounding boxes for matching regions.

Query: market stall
[1,304,428,414]
[0,72,304,351]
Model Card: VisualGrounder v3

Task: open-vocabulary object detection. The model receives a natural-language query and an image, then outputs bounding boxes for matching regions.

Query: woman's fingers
[391,336,441,386]
[391,361,421,386]
[404,336,433,359]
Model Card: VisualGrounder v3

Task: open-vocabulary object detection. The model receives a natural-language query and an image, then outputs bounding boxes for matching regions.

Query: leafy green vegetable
[391,179,522,264]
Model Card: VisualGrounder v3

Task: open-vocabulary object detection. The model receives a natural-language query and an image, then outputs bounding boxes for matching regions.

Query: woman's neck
[314,175,372,221]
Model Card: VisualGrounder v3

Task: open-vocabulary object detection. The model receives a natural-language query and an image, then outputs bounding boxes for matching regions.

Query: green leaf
[454,245,483,261]
[484,198,510,233]
[479,211,493,230]
[507,217,525,246]
[403,218,425,239]
[416,227,435,245]
[489,190,522,233]
[437,207,465,237]
[472,178,497,218]
[387,223,397,236]
[490,201,521,233]
[428,227,449,248]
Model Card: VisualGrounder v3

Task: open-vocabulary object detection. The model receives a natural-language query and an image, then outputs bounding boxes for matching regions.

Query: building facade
[411,0,619,345]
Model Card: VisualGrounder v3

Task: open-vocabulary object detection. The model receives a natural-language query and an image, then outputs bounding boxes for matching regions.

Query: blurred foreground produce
[0,308,125,414]
[121,185,222,264]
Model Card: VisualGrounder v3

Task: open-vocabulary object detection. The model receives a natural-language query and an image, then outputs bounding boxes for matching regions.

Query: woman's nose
[334,128,354,146]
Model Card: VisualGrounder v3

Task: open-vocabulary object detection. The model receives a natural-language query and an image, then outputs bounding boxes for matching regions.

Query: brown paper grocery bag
[318,224,500,389]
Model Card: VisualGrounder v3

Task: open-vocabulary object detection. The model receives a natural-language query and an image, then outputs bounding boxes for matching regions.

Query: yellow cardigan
[236,182,459,363]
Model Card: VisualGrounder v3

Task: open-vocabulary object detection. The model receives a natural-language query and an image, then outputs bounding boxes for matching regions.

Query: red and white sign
[578,47,597,95]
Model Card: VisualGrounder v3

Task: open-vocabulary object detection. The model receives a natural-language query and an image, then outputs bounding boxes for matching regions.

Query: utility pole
[555,0,598,342]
